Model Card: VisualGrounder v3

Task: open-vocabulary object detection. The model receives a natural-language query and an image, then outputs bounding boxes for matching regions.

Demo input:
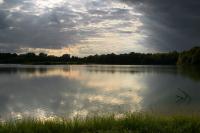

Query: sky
[0,0,199,56]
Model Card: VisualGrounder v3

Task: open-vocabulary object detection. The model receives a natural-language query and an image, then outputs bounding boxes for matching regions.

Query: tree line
[0,47,199,65]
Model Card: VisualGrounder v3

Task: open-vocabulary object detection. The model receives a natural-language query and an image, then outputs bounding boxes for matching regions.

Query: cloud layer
[125,0,200,52]
[0,0,147,56]
[0,0,199,56]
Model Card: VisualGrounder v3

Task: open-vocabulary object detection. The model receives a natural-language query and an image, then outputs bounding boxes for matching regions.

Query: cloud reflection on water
[0,65,145,120]
[0,65,200,120]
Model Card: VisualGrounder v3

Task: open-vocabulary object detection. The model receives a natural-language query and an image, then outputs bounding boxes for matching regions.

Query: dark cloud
[0,5,89,50]
[0,11,9,29]
[124,0,200,51]
[1,0,198,55]
[0,0,143,55]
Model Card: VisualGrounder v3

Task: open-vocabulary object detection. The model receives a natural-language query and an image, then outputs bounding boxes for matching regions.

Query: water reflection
[0,65,200,120]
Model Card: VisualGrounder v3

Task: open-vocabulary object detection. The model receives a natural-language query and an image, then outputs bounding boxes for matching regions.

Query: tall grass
[0,113,200,133]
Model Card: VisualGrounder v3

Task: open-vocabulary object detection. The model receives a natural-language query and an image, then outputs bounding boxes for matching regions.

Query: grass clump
[0,113,200,133]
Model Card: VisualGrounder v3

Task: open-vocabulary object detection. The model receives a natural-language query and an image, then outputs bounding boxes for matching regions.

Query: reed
[0,113,200,133]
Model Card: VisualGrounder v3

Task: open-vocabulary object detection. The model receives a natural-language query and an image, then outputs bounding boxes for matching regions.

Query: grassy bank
[1,113,200,133]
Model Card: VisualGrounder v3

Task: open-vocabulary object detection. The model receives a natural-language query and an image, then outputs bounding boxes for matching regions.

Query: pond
[0,64,200,120]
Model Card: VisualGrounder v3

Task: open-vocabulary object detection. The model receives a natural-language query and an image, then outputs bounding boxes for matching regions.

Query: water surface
[0,65,200,119]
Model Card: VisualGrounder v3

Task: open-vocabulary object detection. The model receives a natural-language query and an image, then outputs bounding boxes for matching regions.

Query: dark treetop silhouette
[0,47,199,65]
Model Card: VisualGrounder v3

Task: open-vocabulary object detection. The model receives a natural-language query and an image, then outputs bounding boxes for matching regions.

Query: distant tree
[177,47,200,65]
[39,53,48,57]
[61,54,70,59]
[61,54,70,62]
[25,53,36,57]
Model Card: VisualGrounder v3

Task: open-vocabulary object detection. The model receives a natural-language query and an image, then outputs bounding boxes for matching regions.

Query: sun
[34,0,65,9]
[31,0,88,16]
[31,0,66,15]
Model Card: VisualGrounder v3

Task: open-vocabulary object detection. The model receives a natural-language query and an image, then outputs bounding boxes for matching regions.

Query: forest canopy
[0,47,199,65]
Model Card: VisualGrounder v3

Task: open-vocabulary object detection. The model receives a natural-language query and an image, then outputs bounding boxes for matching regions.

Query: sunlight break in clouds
[0,0,147,56]
[0,0,3,5]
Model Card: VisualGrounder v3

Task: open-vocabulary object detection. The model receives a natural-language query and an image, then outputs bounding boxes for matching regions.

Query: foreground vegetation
[0,46,200,65]
[1,113,200,133]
